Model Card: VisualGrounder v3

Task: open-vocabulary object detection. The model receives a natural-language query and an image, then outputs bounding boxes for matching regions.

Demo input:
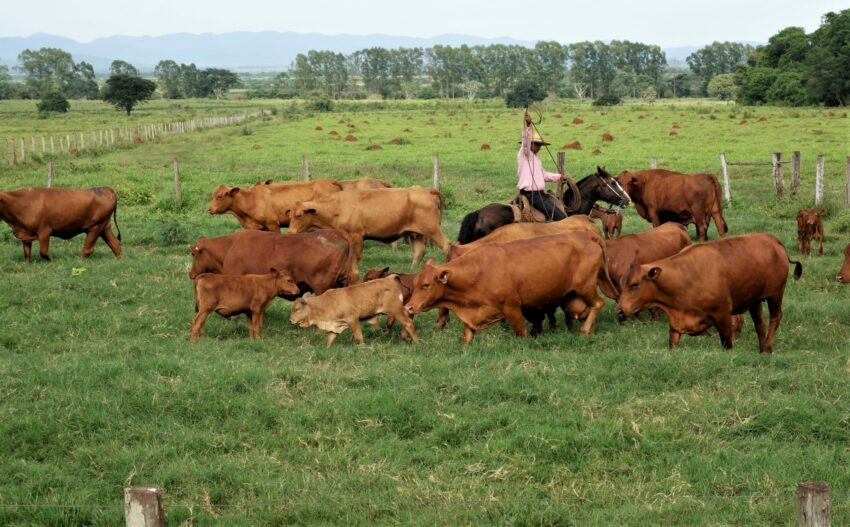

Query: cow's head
[363,267,391,282]
[837,243,850,283]
[272,269,300,296]
[188,237,221,279]
[287,202,319,233]
[615,170,643,198]
[207,185,240,214]
[289,294,315,327]
[595,166,631,208]
[405,258,447,315]
[797,208,826,228]
[616,259,662,321]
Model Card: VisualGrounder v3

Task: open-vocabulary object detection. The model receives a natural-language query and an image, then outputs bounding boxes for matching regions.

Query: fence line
[5,109,273,166]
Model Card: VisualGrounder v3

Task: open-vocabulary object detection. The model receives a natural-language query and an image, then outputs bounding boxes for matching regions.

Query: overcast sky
[2,0,847,47]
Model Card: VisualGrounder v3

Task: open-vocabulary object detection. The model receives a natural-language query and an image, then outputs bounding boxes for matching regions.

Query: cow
[616,169,728,242]
[616,234,802,354]
[0,187,121,262]
[796,208,826,256]
[189,229,358,299]
[838,243,850,283]
[288,187,450,265]
[363,267,415,331]
[289,275,417,347]
[589,206,623,239]
[405,233,607,345]
[191,270,299,342]
[335,177,393,190]
[207,179,343,232]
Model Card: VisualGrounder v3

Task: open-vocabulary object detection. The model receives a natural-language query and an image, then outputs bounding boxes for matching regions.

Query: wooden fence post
[31,137,36,156]
[815,155,825,206]
[47,160,54,188]
[845,157,850,206]
[650,157,657,169]
[790,151,801,194]
[20,138,26,163]
[50,136,55,154]
[41,136,46,155]
[9,139,15,165]
[773,152,784,199]
[433,154,440,190]
[124,486,165,527]
[173,158,182,204]
[797,482,830,527]
[302,155,309,181]
[720,153,731,207]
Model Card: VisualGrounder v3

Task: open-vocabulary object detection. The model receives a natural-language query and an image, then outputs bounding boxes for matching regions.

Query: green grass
[1,98,849,526]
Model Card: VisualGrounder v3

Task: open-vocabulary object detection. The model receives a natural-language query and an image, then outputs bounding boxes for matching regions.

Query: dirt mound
[758,116,767,122]
[638,115,645,120]
[671,123,680,128]
[390,138,401,144]
[601,133,614,142]
[363,120,370,124]
[592,148,602,155]
[329,130,339,136]
[572,117,584,125]
[669,131,678,136]
[403,128,412,133]
[338,119,346,124]
[251,144,261,150]
[347,123,357,129]
[367,144,382,150]
[68,147,79,155]
[480,143,491,150]
[562,123,569,127]
[344,135,358,142]
[554,113,562,119]
[314,126,323,131]
[562,141,582,150]
[739,120,748,125]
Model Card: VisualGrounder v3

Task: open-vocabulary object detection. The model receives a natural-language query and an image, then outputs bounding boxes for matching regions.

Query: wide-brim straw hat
[519,131,550,146]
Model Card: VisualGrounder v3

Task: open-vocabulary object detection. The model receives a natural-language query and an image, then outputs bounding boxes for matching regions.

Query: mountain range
[0,32,729,73]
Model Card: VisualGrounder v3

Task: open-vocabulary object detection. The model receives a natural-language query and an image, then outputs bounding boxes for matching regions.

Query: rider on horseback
[517,111,565,221]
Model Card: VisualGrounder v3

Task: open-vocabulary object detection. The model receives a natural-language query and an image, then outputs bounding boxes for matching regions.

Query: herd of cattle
[1,168,849,353]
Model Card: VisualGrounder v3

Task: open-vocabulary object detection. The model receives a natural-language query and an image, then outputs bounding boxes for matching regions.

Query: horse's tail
[457,210,479,244]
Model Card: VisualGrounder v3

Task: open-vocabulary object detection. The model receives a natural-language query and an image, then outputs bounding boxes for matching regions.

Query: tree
[65,61,99,99]
[201,68,240,99]
[17,47,75,98]
[101,73,156,115]
[110,60,139,76]
[0,62,14,99]
[687,42,754,94]
[155,60,182,98]
[505,79,545,108]
[37,91,69,113]
[805,9,850,106]
[707,73,737,100]
[737,67,778,104]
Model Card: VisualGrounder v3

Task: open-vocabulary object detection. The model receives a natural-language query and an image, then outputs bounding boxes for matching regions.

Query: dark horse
[456,167,631,243]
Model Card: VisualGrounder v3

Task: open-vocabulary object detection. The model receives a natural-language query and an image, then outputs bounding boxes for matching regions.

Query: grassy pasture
[1,98,849,526]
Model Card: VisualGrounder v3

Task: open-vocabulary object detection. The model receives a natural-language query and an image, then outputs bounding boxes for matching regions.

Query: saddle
[509,191,566,223]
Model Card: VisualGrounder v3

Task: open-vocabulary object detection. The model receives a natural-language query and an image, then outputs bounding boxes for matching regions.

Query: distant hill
[0,32,762,73]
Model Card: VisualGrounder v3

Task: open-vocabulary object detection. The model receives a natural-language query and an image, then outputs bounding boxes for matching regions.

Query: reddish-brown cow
[589,206,623,239]
[405,233,606,345]
[616,234,802,354]
[837,243,850,283]
[189,229,358,298]
[796,208,826,256]
[288,187,450,265]
[191,270,299,342]
[0,187,121,262]
[616,169,728,242]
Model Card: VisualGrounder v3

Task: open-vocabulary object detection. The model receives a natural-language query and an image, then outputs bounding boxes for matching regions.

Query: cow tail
[111,190,122,242]
[340,230,360,285]
[789,258,803,280]
[457,211,479,244]
[430,189,446,214]
[710,176,729,234]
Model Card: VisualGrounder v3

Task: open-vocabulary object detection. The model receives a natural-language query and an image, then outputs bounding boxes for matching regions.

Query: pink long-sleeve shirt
[517,124,562,191]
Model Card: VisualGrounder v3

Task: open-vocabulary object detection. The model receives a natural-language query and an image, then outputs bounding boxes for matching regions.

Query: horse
[456,167,631,244]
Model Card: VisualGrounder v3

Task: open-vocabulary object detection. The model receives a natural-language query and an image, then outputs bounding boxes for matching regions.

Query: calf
[289,275,417,347]
[363,267,415,331]
[837,243,850,283]
[589,206,623,239]
[796,208,826,256]
[191,270,299,342]
[616,234,802,354]
[0,187,121,262]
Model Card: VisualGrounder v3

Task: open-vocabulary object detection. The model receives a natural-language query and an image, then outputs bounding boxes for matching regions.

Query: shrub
[505,80,546,108]
[37,91,70,114]
[306,91,333,112]
[155,218,188,245]
[592,94,621,106]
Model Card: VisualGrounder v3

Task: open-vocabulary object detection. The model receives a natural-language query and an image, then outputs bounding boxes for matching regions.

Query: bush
[505,80,546,108]
[37,91,70,114]
[155,218,188,245]
[418,86,439,100]
[592,94,621,106]
[306,91,333,112]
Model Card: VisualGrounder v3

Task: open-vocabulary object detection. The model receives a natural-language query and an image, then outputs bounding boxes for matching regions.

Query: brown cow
[616,169,728,242]
[589,206,623,239]
[191,270,299,342]
[335,177,393,190]
[796,208,825,256]
[189,229,358,298]
[837,243,850,283]
[289,275,417,347]
[405,233,606,345]
[616,234,802,354]
[288,187,450,265]
[207,179,342,231]
[0,187,121,262]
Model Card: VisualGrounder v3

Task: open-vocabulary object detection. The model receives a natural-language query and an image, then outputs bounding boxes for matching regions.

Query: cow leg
[100,225,122,258]
[409,236,427,266]
[748,303,768,353]
[577,294,605,336]
[696,221,708,243]
[191,309,211,342]
[37,230,51,261]
[352,236,365,262]
[797,235,804,255]
[547,309,557,331]
[647,210,662,228]
[436,308,451,329]
[22,240,32,263]
[81,227,103,259]
[818,236,824,256]
[325,332,338,348]
[422,227,451,256]
[504,303,527,337]
[714,315,736,350]
[251,311,265,338]
[393,309,418,343]
[351,321,365,344]
[668,329,682,349]
[763,297,784,355]
[384,315,396,332]
[462,324,476,345]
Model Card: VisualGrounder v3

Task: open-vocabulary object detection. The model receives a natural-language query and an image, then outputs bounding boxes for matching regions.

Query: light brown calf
[289,275,417,347]
[589,206,623,239]
[191,270,299,342]
[796,208,825,256]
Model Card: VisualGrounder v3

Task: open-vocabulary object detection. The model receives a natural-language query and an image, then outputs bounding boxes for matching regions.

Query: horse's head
[593,166,630,208]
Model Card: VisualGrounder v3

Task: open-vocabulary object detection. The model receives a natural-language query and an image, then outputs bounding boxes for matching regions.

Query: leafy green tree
[505,78,545,108]
[289,54,317,95]
[761,27,810,68]
[101,73,156,115]
[65,61,99,99]
[37,91,69,113]
[687,42,754,94]
[155,60,182,98]
[201,68,240,99]
[805,9,850,106]
[531,41,567,95]
[17,47,76,98]
[110,60,139,76]
[737,67,778,104]
[707,73,737,100]
[0,62,14,99]
[766,69,809,105]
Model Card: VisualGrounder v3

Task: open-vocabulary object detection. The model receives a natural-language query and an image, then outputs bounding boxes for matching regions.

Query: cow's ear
[424,258,436,267]
[284,209,292,219]
[305,208,317,215]
[381,266,390,275]
[647,267,662,280]
[270,267,279,274]
[438,270,450,284]
[265,179,273,185]
[819,208,827,216]
[227,187,240,196]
